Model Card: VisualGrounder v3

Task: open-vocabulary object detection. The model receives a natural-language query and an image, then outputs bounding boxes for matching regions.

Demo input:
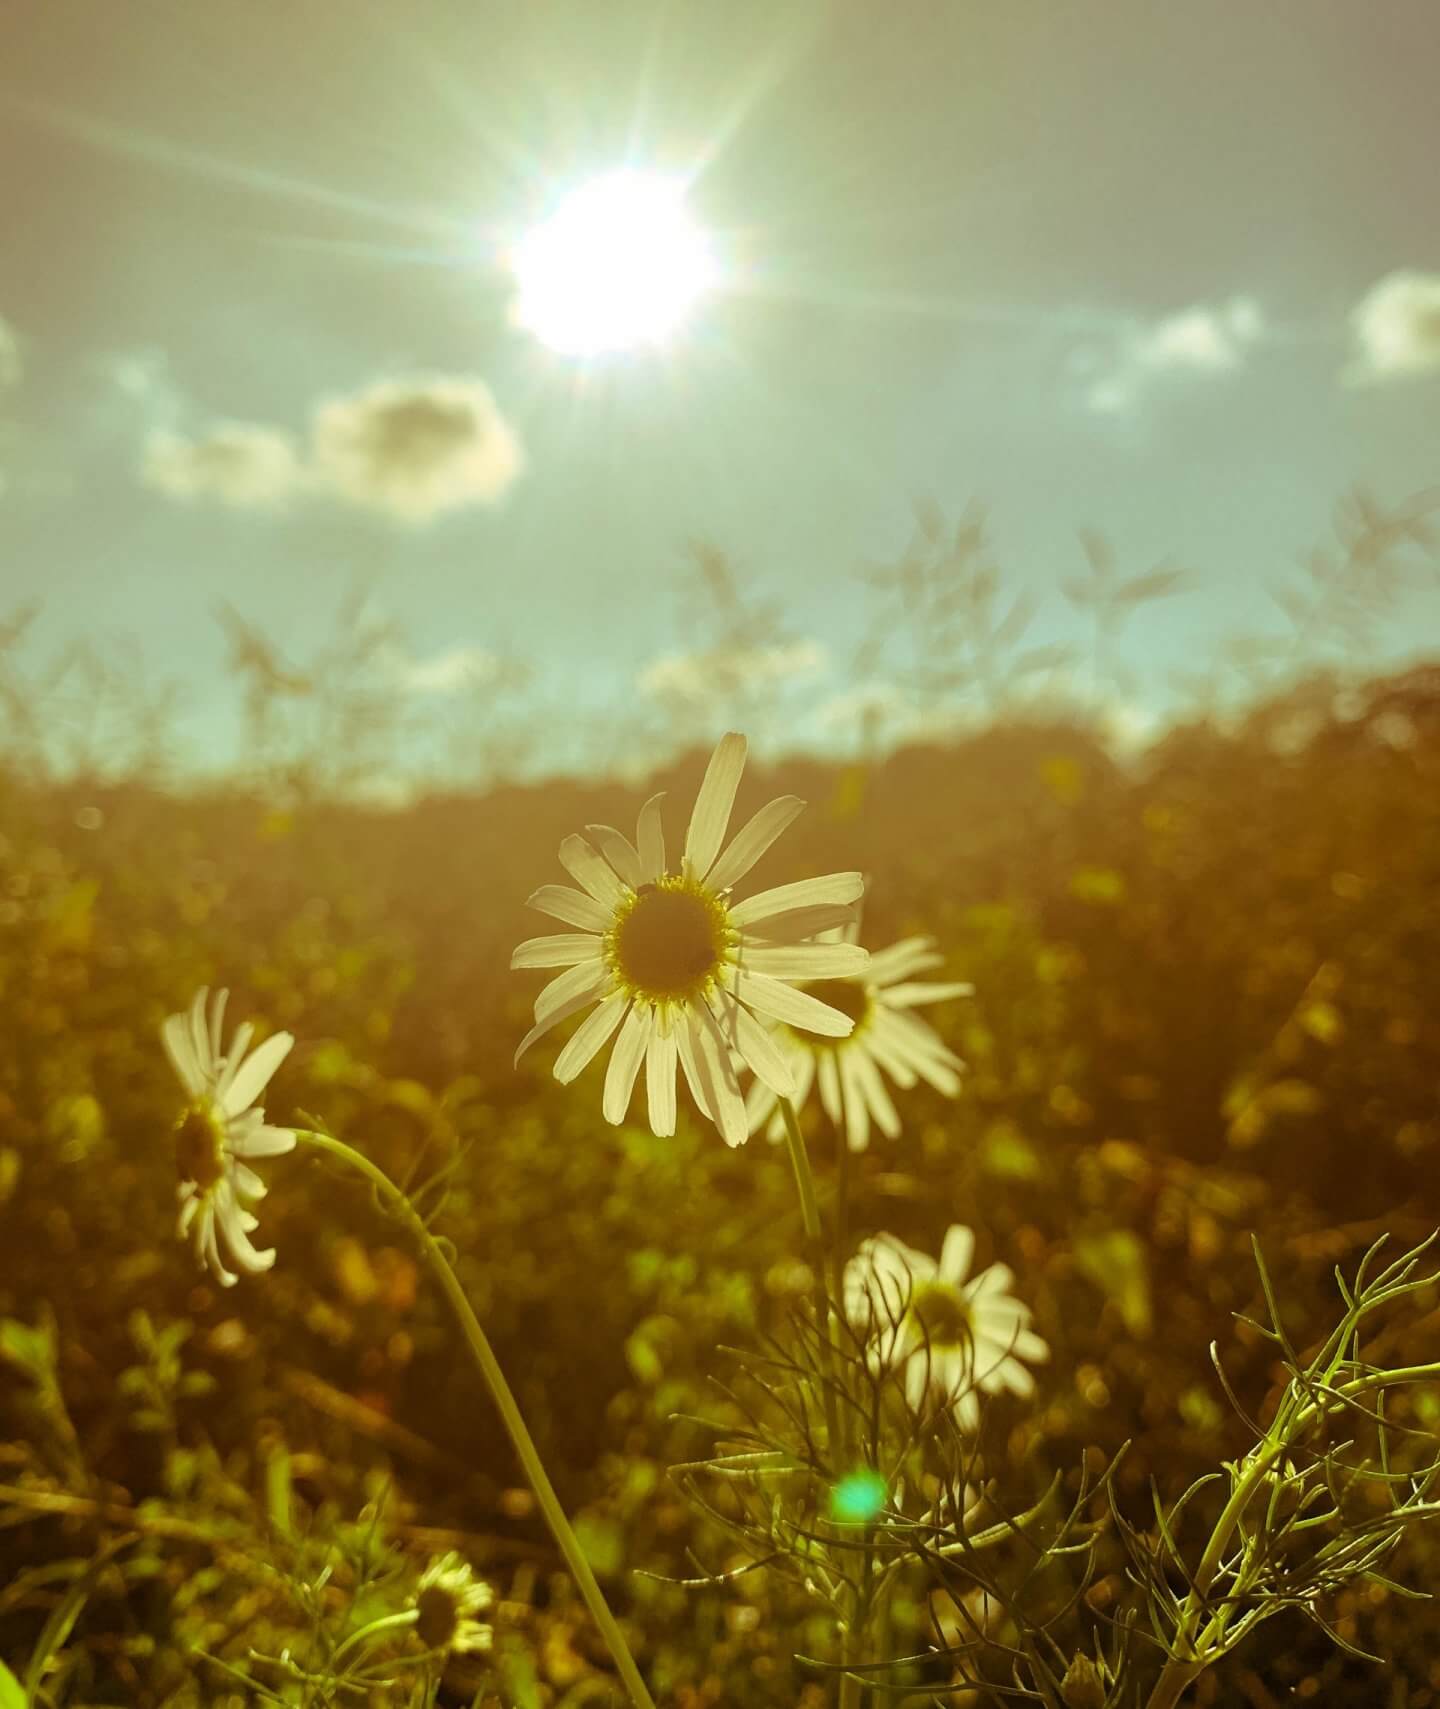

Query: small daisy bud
[1061,1652,1107,1709]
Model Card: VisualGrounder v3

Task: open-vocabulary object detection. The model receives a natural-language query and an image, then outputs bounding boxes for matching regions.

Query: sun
[511,170,717,358]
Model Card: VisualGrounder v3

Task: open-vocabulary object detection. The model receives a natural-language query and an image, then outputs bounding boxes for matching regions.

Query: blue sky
[1,0,1438,781]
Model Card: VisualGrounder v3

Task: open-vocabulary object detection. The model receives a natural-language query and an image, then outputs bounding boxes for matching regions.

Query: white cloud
[1347,270,1440,382]
[140,373,525,523]
[378,641,500,696]
[0,315,20,391]
[639,639,826,705]
[1081,296,1265,415]
[311,376,524,523]
[142,423,309,510]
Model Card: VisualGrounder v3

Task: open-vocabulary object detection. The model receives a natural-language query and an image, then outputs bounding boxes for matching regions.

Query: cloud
[1080,296,1264,415]
[378,641,501,695]
[311,376,524,523]
[1347,270,1440,383]
[143,423,309,510]
[639,639,826,705]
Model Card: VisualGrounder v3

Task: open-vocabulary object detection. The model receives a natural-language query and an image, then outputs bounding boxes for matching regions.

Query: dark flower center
[909,1280,972,1350]
[800,978,870,1029]
[175,1105,224,1189]
[613,884,724,999]
[414,1585,459,1649]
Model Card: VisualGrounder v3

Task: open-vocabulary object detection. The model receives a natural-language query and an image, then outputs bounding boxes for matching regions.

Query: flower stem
[331,1608,417,1666]
[292,1130,657,1709]
[778,1095,843,1457]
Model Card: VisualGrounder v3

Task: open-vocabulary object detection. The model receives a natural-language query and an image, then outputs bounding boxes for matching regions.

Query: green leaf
[0,1660,27,1709]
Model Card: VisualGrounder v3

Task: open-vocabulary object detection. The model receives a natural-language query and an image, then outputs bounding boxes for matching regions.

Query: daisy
[160,988,296,1288]
[511,732,869,1147]
[413,1552,494,1655]
[745,926,971,1150]
[844,1225,1048,1428]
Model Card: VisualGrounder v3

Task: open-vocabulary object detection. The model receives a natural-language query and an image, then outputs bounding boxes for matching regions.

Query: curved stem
[292,1130,657,1709]
[779,1095,842,1458]
[332,1608,417,1666]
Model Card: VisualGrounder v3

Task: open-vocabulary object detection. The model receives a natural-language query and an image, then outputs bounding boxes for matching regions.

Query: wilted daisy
[744,925,971,1150]
[413,1552,494,1654]
[844,1225,1048,1428]
[160,988,295,1288]
[511,732,869,1147]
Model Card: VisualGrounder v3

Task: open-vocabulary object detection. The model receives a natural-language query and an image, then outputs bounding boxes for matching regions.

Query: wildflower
[413,1552,494,1654]
[744,925,970,1149]
[160,988,295,1288]
[844,1225,1048,1427]
[511,732,868,1146]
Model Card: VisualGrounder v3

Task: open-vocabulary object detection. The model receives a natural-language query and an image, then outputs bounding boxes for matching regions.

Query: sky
[1,0,1439,780]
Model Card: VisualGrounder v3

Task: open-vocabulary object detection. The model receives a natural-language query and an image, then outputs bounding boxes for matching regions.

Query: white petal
[740,904,861,944]
[675,1019,713,1119]
[865,937,944,985]
[683,732,747,881]
[534,960,612,1026]
[515,966,613,1066]
[635,792,667,882]
[207,988,230,1067]
[939,1224,976,1287]
[230,1123,297,1159]
[738,943,869,980]
[199,1201,237,1288]
[586,824,644,889]
[645,1022,678,1138]
[222,1032,294,1119]
[848,1045,900,1144]
[188,990,213,1083]
[161,1012,204,1099]
[745,1073,778,1137]
[526,884,612,932]
[216,1189,277,1274]
[816,1049,843,1126]
[603,1004,653,1125]
[232,1162,267,1200]
[690,1008,749,1146]
[839,1050,871,1152]
[559,834,631,907]
[709,994,796,1099]
[553,990,630,1083]
[705,795,805,895]
[214,1021,254,1105]
[726,968,854,1038]
[881,980,974,1008]
[860,1026,919,1089]
[729,871,864,928]
[511,933,603,970]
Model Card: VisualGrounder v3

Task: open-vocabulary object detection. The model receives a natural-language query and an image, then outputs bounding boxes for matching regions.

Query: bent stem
[292,1129,657,1709]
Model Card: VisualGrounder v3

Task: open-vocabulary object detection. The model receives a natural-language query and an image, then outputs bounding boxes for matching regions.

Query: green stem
[292,1130,657,1709]
[778,1095,842,1458]
[331,1608,417,1666]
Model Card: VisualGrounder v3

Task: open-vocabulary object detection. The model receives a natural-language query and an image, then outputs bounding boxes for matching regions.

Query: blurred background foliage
[2,498,1440,1704]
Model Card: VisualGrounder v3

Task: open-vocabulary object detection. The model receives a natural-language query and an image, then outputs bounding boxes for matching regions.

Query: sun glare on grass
[511,170,717,358]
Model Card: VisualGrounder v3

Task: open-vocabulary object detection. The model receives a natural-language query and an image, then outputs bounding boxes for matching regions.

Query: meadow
[3,626,1440,1705]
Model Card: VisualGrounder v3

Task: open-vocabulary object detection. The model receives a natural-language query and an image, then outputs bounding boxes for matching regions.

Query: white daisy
[745,926,971,1150]
[413,1552,494,1655]
[844,1225,1048,1428]
[511,732,869,1147]
[160,987,296,1288]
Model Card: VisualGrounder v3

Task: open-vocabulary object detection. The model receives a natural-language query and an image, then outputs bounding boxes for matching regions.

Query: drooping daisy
[844,1225,1048,1428]
[511,732,869,1147]
[160,988,296,1288]
[745,926,971,1150]
[413,1553,494,1655]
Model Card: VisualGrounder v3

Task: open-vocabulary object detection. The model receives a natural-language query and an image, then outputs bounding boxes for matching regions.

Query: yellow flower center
[908,1280,973,1350]
[175,1103,225,1189]
[609,878,729,1002]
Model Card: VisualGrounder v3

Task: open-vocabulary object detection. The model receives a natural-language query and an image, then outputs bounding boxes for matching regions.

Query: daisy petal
[675,1019,713,1119]
[635,792,667,882]
[705,795,805,895]
[510,933,604,970]
[839,1050,871,1152]
[865,938,945,984]
[690,1008,748,1146]
[603,1003,653,1125]
[645,1022,678,1138]
[230,1124,297,1159]
[728,968,855,1037]
[940,1224,976,1286]
[216,1189,277,1274]
[222,1032,294,1119]
[709,993,796,1098]
[188,989,212,1083]
[534,959,612,1026]
[553,990,629,1083]
[739,942,869,980]
[559,834,630,907]
[515,965,613,1065]
[683,732,747,881]
[817,1049,843,1125]
[214,1021,254,1104]
[848,1046,900,1143]
[207,988,229,1067]
[161,1012,204,1098]
[881,980,975,1007]
[526,884,612,932]
[740,904,860,944]
[586,824,644,889]
[729,871,864,928]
